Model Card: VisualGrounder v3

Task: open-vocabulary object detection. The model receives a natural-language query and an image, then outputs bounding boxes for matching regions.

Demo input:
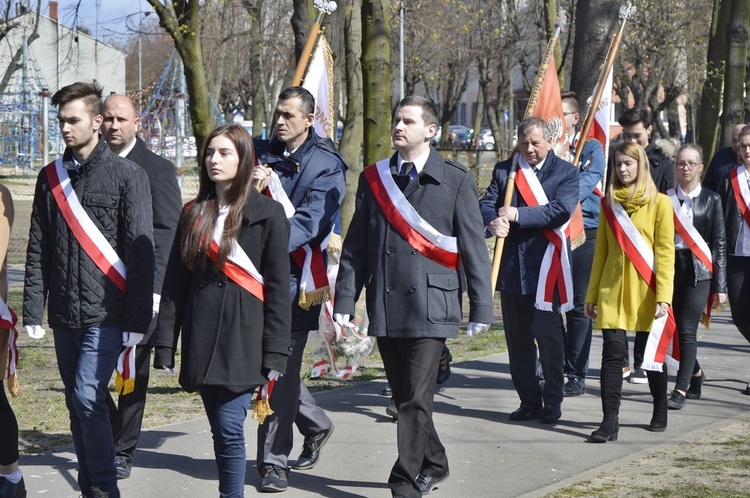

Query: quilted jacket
[23,138,155,333]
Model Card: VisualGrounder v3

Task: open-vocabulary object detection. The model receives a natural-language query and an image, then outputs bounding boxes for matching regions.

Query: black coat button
[412,249,418,255]
[386,248,394,255]
[386,286,393,293]
[408,286,416,293]
[217,279,226,288]
[199,280,207,288]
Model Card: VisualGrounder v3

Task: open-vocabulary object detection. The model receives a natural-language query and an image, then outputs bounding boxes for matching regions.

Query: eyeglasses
[676,162,700,170]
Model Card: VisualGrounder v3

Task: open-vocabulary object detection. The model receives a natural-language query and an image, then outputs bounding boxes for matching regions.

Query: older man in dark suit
[101,94,183,480]
[334,96,493,498]
[480,117,579,425]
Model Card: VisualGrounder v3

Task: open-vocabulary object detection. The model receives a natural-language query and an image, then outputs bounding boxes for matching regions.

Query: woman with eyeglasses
[584,142,675,442]
[718,124,750,396]
[665,144,726,410]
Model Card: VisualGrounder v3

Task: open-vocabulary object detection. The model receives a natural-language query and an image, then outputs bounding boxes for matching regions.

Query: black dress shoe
[416,471,449,494]
[563,376,586,397]
[435,345,452,385]
[509,406,541,421]
[114,455,131,480]
[743,383,750,396]
[292,425,335,470]
[381,384,393,396]
[686,371,705,399]
[540,405,561,424]
[260,465,288,492]
[386,398,398,420]
[667,390,686,410]
[0,475,26,498]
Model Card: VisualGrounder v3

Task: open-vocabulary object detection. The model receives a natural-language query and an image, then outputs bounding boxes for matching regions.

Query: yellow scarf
[613,186,649,215]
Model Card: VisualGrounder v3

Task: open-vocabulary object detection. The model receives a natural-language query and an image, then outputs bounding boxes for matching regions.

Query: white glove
[122,332,144,347]
[267,369,283,381]
[334,313,355,330]
[25,325,46,339]
[152,293,161,318]
[466,322,490,337]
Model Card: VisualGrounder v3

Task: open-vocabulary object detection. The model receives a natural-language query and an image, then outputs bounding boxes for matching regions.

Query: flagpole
[254,0,337,191]
[490,12,567,293]
[572,2,636,167]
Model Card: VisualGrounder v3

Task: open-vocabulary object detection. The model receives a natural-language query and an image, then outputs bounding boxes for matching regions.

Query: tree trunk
[339,0,364,235]
[362,0,392,167]
[720,0,750,147]
[570,0,619,111]
[698,0,732,157]
[148,0,214,159]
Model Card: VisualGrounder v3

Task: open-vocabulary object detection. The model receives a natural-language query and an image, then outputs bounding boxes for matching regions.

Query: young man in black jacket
[23,81,154,498]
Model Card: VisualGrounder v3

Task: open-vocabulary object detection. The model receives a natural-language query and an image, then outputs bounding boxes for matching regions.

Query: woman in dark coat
[155,124,293,497]
[666,144,726,410]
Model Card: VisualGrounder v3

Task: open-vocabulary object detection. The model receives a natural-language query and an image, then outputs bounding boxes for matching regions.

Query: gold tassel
[700,312,711,330]
[7,372,19,397]
[252,399,274,425]
[298,286,331,311]
[327,233,342,256]
[115,372,136,395]
[571,231,586,251]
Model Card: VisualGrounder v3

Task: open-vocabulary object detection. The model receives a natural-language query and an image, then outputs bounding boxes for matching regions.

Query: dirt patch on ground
[547,418,750,498]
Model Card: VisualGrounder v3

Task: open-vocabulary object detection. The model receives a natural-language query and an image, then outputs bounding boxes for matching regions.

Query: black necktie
[395,162,414,191]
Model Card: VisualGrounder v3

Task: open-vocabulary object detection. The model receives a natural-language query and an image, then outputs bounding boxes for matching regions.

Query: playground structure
[0,35,62,175]
[135,49,226,169]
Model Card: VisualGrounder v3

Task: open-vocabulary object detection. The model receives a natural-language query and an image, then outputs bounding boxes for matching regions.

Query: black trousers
[378,336,447,498]
[672,276,710,392]
[107,342,152,462]
[727,255,750,343]
[564,230,596,380]
[501,293,565,409]
[0,380,19,465]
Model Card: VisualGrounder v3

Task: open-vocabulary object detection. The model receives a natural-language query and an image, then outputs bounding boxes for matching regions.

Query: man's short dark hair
[518,116,551,140]
[561,91,579,114]
[396,96,439,127]
[51,80,103,117]
[278,86,315,116]
[618,106,652,128]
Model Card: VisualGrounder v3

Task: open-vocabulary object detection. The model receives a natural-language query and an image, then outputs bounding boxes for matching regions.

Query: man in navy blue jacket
[252,87,346,493]
[480,117,579,425]
[560,92,605,397]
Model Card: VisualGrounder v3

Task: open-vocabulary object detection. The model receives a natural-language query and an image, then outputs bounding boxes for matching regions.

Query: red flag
[529,54,567,155]
[528,54,585,247]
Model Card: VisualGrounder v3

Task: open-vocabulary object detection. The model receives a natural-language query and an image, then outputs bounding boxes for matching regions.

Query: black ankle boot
[591,418,619,442]
[649,401,668,432]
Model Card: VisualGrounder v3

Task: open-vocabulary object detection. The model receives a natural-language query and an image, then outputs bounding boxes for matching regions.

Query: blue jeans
[53,324,122,496]
[199,385,254,498]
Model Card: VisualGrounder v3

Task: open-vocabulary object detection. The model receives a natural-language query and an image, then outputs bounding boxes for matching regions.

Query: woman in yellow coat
[584,142,675,443]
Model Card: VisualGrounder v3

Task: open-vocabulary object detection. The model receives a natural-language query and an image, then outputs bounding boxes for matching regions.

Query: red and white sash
[514,160,574,312]
[730,165,750,230]
[205,209,265,302]
[667,189,713,272]
[46,159,127,294]
[600,199,679,370]
[1,296,20,397]
[264,171,329,309]
[363,159,459,269]
[45,160,139,393]
[668,188,718,327]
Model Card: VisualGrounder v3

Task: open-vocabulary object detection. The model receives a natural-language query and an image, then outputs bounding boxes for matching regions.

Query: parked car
[430,125,474,148]
[478,128,495,150]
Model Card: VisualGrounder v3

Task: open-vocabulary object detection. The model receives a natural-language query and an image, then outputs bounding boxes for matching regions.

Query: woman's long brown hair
[180,124,256,271]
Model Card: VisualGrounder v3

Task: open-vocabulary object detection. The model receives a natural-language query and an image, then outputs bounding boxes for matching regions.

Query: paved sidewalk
[19,309,750,497]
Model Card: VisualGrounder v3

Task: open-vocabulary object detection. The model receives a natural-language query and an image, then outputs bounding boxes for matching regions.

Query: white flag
[302,35,335,140]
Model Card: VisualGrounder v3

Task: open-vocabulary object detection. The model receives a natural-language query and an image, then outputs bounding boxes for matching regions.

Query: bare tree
[362,0,392,166]
[146,0,213,156]
[720,0,750,146]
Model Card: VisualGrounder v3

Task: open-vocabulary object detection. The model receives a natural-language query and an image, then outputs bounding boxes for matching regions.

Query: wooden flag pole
[255,0,337,191]
[489,12,567,293]
[572,2,636,167]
